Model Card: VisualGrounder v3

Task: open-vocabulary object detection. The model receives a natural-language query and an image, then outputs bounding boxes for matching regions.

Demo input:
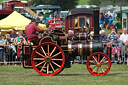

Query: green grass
[0,64,128,85]
[78,0,89,5]
[101,28,112,36]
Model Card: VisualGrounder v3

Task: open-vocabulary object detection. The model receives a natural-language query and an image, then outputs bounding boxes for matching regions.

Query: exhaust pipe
[93,7,100,41]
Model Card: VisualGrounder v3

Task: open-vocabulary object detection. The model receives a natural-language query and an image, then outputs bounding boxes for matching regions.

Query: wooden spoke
[92,56,97,62]
[92,66,97,72]
[40,62,46,72]
[50,47,56,56]
[50,63,55,72]
[100,67,105,73]
[102,65,108,69]
[47,45,49,56]
[102,61,109,64]
[100,56,105,63]
[52,52,61,58]
[52,59,63,61]
[47,63,49,74]
[89,65,96,68]
[97,67,99,74]
[41,46,47,56]
[98,54,100,62]
[34,58,44,60]
[52,61,61,68]
[89,60,96,64]
[36,51,45,58]
[35,61,45,67]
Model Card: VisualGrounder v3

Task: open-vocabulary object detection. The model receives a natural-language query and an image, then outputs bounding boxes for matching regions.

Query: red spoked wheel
[87,52,111,76]
[31,42,65,76]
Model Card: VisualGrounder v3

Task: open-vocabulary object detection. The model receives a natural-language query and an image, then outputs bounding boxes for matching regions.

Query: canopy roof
[115,9,128,13]
[30,5,61,10]
[106,8,116,12]
[0,11,46,31]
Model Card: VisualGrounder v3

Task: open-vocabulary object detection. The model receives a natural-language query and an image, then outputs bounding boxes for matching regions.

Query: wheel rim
[87,52,111,76]
[31,42,65,76]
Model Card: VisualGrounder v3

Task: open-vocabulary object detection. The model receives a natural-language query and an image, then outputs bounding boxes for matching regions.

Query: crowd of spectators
[0,28,36,62]
[0,26,128,65]
[99,28,128,64]
[100,13,117,30]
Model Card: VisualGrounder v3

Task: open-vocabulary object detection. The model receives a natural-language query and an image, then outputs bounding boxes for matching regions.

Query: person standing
[0,34,6,61]
[25,18,48,45]
[108,29,119,44]
[10,28,18,38]
[120,28,128,45]
[120,28,128,63]
[101,13,105,28]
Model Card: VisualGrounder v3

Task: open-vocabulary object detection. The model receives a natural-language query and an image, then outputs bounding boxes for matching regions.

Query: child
[112,43,121,64]
[106,39,111,59]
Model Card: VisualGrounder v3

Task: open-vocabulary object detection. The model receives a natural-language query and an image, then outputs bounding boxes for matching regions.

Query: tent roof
[0,11,46,31]
[106,8,116,12]
[30,5,61,10]
[115,9,128,13]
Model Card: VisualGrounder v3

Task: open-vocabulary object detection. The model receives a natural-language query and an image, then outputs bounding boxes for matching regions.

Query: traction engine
[22,8,111,76]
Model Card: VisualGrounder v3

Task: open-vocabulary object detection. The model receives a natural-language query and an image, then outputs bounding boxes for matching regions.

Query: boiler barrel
[74,33,88,40]
[68,41,103,56]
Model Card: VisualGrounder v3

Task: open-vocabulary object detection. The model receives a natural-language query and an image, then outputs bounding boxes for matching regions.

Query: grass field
[0,64,128,85]
[78,0,89,5]
[101,28,112,36]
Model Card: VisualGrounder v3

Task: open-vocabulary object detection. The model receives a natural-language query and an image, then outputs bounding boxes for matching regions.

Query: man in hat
[25,18,48,45]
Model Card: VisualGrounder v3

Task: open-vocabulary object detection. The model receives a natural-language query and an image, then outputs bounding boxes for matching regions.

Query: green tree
[88,0,128,6]
[30,0,79,10]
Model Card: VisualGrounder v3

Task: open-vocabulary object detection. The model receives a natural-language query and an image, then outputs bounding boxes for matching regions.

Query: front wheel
[87,52,111,76]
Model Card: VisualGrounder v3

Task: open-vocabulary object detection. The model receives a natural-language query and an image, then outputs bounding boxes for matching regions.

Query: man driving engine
[25,18,48,45]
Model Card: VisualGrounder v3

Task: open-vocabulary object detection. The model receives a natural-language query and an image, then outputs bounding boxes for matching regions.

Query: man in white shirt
[120,28,128,63]
[120,28,128,45]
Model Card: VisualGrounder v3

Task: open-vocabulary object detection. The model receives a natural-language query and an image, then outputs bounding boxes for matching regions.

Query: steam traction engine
[22,8,111,76]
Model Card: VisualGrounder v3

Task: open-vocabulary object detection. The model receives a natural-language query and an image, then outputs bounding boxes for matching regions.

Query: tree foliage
[88,0,128,6]
[30,0,79,10]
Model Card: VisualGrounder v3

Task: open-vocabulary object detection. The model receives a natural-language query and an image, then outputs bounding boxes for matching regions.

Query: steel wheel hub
[96,62,101,67]
[45,56,51,63]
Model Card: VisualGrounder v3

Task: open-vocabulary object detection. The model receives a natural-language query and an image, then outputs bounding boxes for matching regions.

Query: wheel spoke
[34,58,44,60]
[35,61,45,67]
[36,51,45,58]
[100,67,105,73]
[41,46,47,56]
[102,61,108,64]
[97,67,99,74]
[40,62,46,72]
[50,63,55,72]
[47,45,49,56]
[93,56,97,62]
[89,60,96,64]
[52,52,61,58]
[102,65,108,69]
[50,47,56,56]
[98,54,100,62]
[52,59,63,61]
[89,65,96,68]
[100,56,105,63]
[47,63,49,74]
[52,61,61,67]
[92,66,97,72]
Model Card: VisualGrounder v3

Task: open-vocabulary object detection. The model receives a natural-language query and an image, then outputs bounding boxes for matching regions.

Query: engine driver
[25,18,48,45]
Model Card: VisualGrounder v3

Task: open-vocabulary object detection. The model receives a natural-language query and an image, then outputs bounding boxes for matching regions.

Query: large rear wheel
[31,42,65,76]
